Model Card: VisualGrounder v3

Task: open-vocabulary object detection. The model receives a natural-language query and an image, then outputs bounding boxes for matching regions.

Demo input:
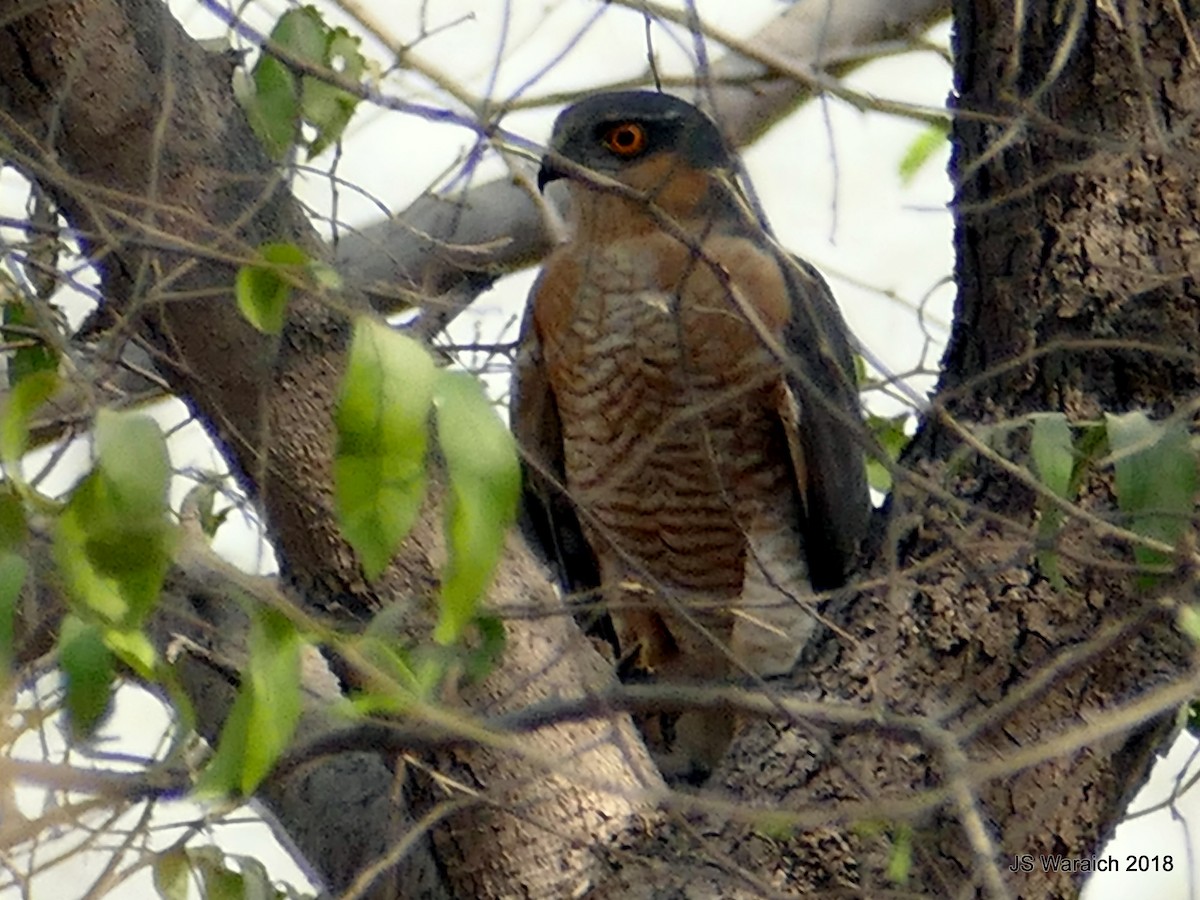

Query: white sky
[0,1,1196,897]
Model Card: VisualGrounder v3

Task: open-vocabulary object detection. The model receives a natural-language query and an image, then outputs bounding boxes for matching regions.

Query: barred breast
[544,238,810,672]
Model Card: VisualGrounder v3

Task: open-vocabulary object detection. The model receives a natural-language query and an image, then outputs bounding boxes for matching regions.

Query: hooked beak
[537,156,565,192]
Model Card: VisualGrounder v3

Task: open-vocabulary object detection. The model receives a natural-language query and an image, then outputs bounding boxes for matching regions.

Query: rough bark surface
[1,1,1197,899]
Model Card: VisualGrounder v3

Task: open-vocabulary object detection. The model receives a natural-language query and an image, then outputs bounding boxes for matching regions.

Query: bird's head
[537,91,732,195]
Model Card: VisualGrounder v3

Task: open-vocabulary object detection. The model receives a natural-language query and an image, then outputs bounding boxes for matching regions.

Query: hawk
[512,91,869,779]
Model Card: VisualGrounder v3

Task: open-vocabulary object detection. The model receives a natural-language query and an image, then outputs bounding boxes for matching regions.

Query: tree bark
[2,1,1194,899]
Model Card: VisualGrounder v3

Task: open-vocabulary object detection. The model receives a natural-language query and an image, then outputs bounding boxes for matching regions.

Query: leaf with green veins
[235,242,308,335]
[0,369,58,474]
[56,501,127,623]
[1030,413,1074,589]
[54,411,174,627]
[431,370,520,645]
[899,122,949,185]
[864,413,910,493]
[241,54,299,161]
[1107,410,1199,587]
[241,608,302,793]
[4,301,57,387]
[198,607,302,796]
[302,27,365,158]
[59,615,114,736]
[334,318,436,579]
[238,7,327,160]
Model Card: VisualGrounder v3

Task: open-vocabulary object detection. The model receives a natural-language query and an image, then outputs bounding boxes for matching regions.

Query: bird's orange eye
[602,122,648,157]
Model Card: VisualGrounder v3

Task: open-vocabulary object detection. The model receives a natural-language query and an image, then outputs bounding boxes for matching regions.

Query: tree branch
[336,0,950,317]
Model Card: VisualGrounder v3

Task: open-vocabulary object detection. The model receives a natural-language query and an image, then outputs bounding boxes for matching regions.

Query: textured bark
[920,3,1200,892]
[0,1,647,896]
[1,0,1192,898]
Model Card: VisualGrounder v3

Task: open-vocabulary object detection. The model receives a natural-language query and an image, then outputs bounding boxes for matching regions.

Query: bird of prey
[512,91,869,779]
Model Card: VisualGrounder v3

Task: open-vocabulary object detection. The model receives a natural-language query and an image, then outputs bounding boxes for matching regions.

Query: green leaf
[346,628,419,711]
[182,481,230,538]
[1030,413,1074,590]
[864,413,910,493]
[94,409,171,518]
[0,485,27,550]
[235,243,308,335]
[152,848,191,900]
[0,551,27,675]
[188,848,246,900]
[198,607,302,796]
[463,614,507,683]
[301,28,365,159]
[104,627,158,680]
[0,487,29,667]
[853,353,867,386]
[239,8,328,161]
[334,319,436,579]
[4,300,58,388]
[308,259,343,292]
[432,370,519,645]
[753,810,798,841]
[56,502,125,623]
[237,7,367,162]
[196,684,251,796]
[887,824,913,884]
[241,608,302,792]
[1030,413,1073,499]
[233,855,275,900]
[1107,411,1199,586]
[54,411,174,626]
[1187,700,1200,737]
[271,7,327,64]
[1,369,58,473]
[898,123,948,185]
[243,55,299,161]
[1178,605,1200,645]
[59,615,114,736]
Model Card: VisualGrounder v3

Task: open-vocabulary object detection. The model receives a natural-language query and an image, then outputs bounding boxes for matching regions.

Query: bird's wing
[703,174,868,589]
[510,280,601,597]
[775,253,871,590]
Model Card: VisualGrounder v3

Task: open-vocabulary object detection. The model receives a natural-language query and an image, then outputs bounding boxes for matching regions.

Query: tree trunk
[1,1,1195,898]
